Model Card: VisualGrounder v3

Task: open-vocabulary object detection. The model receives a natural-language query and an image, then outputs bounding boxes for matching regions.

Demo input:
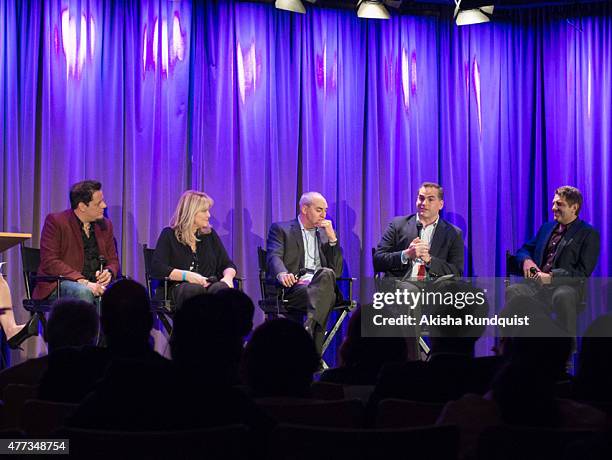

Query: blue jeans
[49,281,101,313]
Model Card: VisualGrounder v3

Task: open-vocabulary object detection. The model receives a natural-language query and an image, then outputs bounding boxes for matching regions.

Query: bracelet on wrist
[182,271,187,282]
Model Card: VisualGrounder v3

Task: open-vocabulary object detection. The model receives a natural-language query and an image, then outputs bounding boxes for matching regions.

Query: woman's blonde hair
[170,190,214,248]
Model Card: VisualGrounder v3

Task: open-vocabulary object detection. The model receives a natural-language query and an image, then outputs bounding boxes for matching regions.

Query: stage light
[454,1,494,26]
[275,0,306,14]
[357,1,390,20]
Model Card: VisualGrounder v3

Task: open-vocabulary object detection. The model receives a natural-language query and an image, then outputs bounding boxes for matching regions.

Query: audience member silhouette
[214,288,255,340]
[166,294,274,440]
[573,314,612,404]
[371,280,501,405]
[170,293,248,386]
[491,336,573,427]
[438,335,605,459]
[0,299,98,392]
[242,318,319,398]
[39,279,165,403]
[319,306,409,385]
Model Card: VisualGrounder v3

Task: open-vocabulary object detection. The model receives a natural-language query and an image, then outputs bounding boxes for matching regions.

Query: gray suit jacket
[266,219,343,282]
[373,214,464,278]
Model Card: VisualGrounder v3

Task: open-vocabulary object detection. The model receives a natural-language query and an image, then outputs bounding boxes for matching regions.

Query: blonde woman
[151,191,236,307]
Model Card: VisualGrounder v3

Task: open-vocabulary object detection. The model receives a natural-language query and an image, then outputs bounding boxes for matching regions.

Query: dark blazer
[33,209,120,299]
[373,214,464,278]
[515,219,600,279]
[151,227,236,279]
[266,219,343,282]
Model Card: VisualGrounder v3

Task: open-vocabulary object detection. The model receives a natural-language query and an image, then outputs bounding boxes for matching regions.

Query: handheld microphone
[414,221,426,269]
[416,221,423,238]
[207,276,219,284]
[529,267,538,275]
[295,268,308,280]
[98,256,107,274]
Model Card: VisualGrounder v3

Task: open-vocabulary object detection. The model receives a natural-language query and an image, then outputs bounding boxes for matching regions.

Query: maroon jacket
[32,209,120,299]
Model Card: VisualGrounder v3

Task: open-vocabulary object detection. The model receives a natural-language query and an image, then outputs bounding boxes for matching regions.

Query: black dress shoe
[7,313,41,350]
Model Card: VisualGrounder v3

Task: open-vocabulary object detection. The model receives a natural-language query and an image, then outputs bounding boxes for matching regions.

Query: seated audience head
[575,314,612,402]
[170,293,245,383]
[69,180,106,223]
[491,334,573,427]
[214,288,255,338]
[100,279,153,351]
[47,299,99,352]
[339,306,408,368]
[427,280,489,355]
[170,190,214,251]
[242,318,319,398]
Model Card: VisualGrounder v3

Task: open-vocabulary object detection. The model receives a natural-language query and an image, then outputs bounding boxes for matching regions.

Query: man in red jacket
[33,180,120,303]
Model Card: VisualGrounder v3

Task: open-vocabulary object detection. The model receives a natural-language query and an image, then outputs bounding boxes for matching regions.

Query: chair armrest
[336,277,356,307]
[147,277,172,303]
[337,277,356,283]
[148,276,171,283]
[32,275,67,282]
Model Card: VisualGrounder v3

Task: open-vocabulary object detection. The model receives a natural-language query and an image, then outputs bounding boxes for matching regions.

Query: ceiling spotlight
[275,0,306,14]
[454,1,494,26]
[357,1,390,20]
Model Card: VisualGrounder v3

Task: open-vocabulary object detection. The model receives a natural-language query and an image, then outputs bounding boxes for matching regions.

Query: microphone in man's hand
[207,276,218,284]
[529,267,538,276]
[416,221,423,238]
[295,268,308,280]
[98,256,107,274]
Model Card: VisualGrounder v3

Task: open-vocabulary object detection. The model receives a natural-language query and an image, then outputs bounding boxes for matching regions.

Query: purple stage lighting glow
[60,9,95,79]
[473,58,482,135]
[316,44,338,93]
[237,41,262,104]
[401,48,410,109]
[143,13,186,78]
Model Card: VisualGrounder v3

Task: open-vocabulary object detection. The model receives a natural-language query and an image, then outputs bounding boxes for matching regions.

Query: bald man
[266,192,343,354]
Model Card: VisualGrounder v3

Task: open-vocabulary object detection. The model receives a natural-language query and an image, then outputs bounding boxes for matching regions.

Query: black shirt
[79,220,100,282]
[151,227,236,280]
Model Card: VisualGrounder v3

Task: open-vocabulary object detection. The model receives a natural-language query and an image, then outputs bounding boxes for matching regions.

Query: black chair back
[256,246,285,317]
[59,425,249,460]
[142,244,156,298]
[20,246,41,299]
[141,244,174,335]
[477,425,598,460]
[257,246,267,273]
[257,246,270,299]
[505,250,523,278]
[269,423,459,460]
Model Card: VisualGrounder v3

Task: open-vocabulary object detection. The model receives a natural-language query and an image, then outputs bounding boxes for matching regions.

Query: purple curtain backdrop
[2,1,611,360]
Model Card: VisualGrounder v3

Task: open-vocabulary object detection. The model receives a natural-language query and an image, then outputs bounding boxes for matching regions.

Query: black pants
[282,268,337,354]
[505,282,580,335]
[171,281,231,310]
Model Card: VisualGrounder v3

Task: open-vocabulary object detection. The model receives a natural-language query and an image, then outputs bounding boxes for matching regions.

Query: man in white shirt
[374,182,464,279]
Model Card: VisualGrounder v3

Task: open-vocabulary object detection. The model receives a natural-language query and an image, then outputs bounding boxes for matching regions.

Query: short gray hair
[299,191,324,208]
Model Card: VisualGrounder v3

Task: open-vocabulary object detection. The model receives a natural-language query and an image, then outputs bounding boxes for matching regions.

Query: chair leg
[418,336,430,356]
[157,312,173,335]
[39,313,48,342]
[320,309,349,357]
